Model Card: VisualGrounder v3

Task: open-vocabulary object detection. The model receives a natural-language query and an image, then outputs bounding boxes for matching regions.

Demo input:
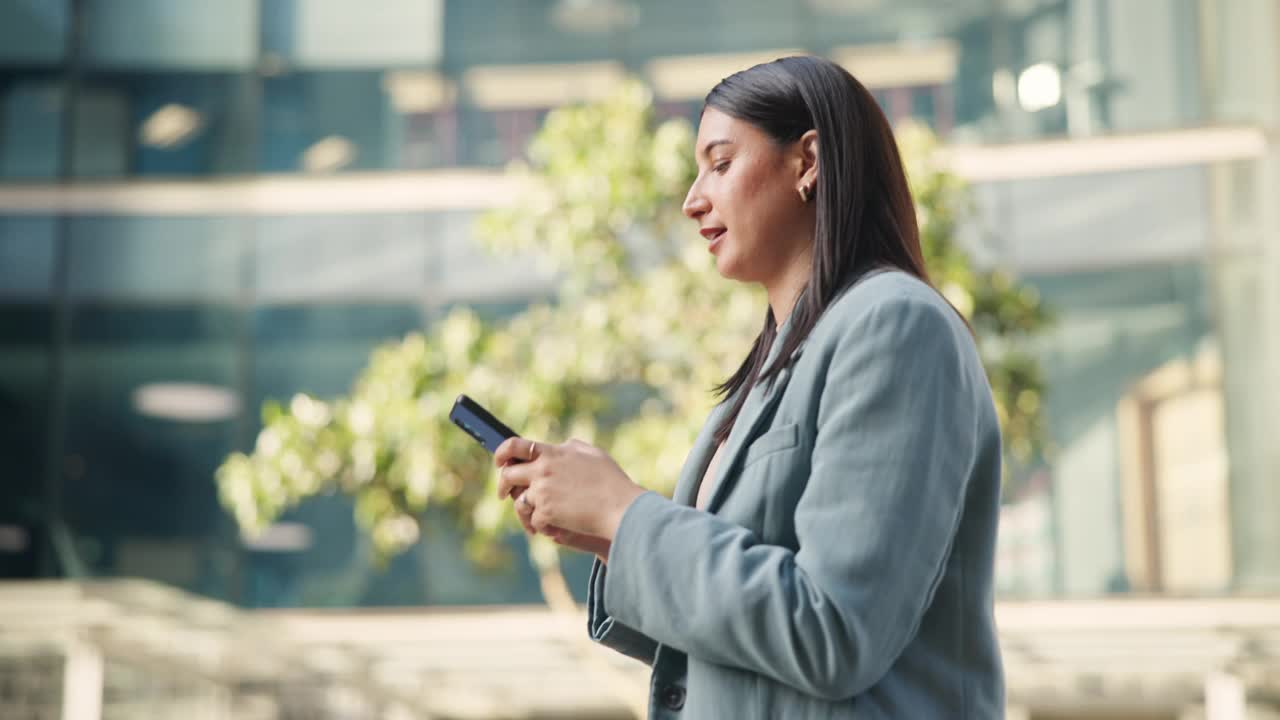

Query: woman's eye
[712,161,730,174]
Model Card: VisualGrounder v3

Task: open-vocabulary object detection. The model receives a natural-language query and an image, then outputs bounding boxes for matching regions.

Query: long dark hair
[707,55,933,445]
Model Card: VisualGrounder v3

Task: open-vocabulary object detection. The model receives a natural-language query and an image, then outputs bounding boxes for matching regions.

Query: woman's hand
[495,437,647,543]
[510,487,612,562]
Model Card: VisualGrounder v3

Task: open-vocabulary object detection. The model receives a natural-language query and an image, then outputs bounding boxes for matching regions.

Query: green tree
[216,80,1049,602]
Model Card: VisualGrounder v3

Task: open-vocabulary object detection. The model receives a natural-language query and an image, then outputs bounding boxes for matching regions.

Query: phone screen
[449,394,517,454]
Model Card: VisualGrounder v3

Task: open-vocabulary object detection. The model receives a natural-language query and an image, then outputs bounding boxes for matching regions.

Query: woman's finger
[530,503,554,535]
[496,462,535,499]
[494,436,543,468]
[514,491,537,535]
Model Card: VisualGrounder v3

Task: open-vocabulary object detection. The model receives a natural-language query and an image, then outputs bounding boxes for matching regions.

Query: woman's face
[682,107,814,285]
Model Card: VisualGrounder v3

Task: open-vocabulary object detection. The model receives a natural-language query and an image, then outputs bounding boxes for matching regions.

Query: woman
[495,55,1004,719]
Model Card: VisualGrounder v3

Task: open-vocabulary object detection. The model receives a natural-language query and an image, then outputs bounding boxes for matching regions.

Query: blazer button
[660,685,686,711]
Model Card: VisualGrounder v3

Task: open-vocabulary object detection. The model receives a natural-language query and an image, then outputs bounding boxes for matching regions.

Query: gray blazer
[587,270,1005,718]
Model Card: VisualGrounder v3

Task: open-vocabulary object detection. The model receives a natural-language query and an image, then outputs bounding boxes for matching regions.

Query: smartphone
[449,394,518,454]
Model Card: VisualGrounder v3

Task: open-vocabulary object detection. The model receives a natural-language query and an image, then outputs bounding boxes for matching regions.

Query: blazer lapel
[703,320,807,513]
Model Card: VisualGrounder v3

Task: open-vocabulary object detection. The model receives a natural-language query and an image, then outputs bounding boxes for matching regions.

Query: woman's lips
[700,228,726,253]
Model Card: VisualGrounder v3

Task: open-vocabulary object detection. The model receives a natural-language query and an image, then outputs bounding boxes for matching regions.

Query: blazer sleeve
[586,556,659,665]
[598,291,982,700]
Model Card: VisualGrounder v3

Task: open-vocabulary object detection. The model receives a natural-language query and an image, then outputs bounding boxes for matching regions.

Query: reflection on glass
[61,304,241,598]
[0,304,51,578]
[261,70,449,172]
[76,72,254,177]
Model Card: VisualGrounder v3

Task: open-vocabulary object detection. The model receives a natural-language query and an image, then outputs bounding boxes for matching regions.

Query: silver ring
[529,440,537,458]
[520,493,532,509]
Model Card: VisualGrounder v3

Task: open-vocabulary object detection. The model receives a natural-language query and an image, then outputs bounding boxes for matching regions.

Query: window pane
[0,0,70,66]
[260,71,407,172]
[256,1,450,172]
[444,0,619,66]
[0,80,64,180]
[68,216,245,301]
[0,303,51,578]
[263,0,444,68]
[252,303,423,402]
[83,0,257,71]
[73,72,256,178]
[76,0,257,177]
[255,213,431,301]
[0,216,56,298]
[61,303,242,598]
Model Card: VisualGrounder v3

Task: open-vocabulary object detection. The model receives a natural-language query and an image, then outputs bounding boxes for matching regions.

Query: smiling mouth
[701,228,726,242]
[704,229,726,254]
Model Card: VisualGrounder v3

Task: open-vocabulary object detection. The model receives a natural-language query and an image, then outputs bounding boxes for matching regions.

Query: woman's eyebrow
[700,139,733,157]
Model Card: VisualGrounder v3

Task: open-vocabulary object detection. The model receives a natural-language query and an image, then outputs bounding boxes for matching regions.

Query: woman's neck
[767,245,813,326]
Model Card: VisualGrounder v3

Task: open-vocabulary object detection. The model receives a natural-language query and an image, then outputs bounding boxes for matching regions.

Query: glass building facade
[1,0,1277,608]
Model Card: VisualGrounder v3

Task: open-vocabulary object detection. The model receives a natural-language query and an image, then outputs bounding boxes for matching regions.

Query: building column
[1201,0,1280,592]
[61,640,103,720]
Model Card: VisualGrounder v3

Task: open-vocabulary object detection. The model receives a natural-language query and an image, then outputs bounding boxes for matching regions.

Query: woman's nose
[682,186,709,220]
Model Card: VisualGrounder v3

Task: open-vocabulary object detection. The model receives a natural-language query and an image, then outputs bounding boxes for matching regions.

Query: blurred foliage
[217,80,1050,568]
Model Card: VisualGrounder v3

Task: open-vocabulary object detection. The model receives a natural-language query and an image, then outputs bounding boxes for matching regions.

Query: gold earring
[798,185,810,203]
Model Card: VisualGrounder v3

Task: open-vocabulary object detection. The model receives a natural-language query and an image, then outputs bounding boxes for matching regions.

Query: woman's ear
[798,129,819,187]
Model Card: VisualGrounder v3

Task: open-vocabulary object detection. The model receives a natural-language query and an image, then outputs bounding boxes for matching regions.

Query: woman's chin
[714,255,760,284]
[713,252,744,281]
